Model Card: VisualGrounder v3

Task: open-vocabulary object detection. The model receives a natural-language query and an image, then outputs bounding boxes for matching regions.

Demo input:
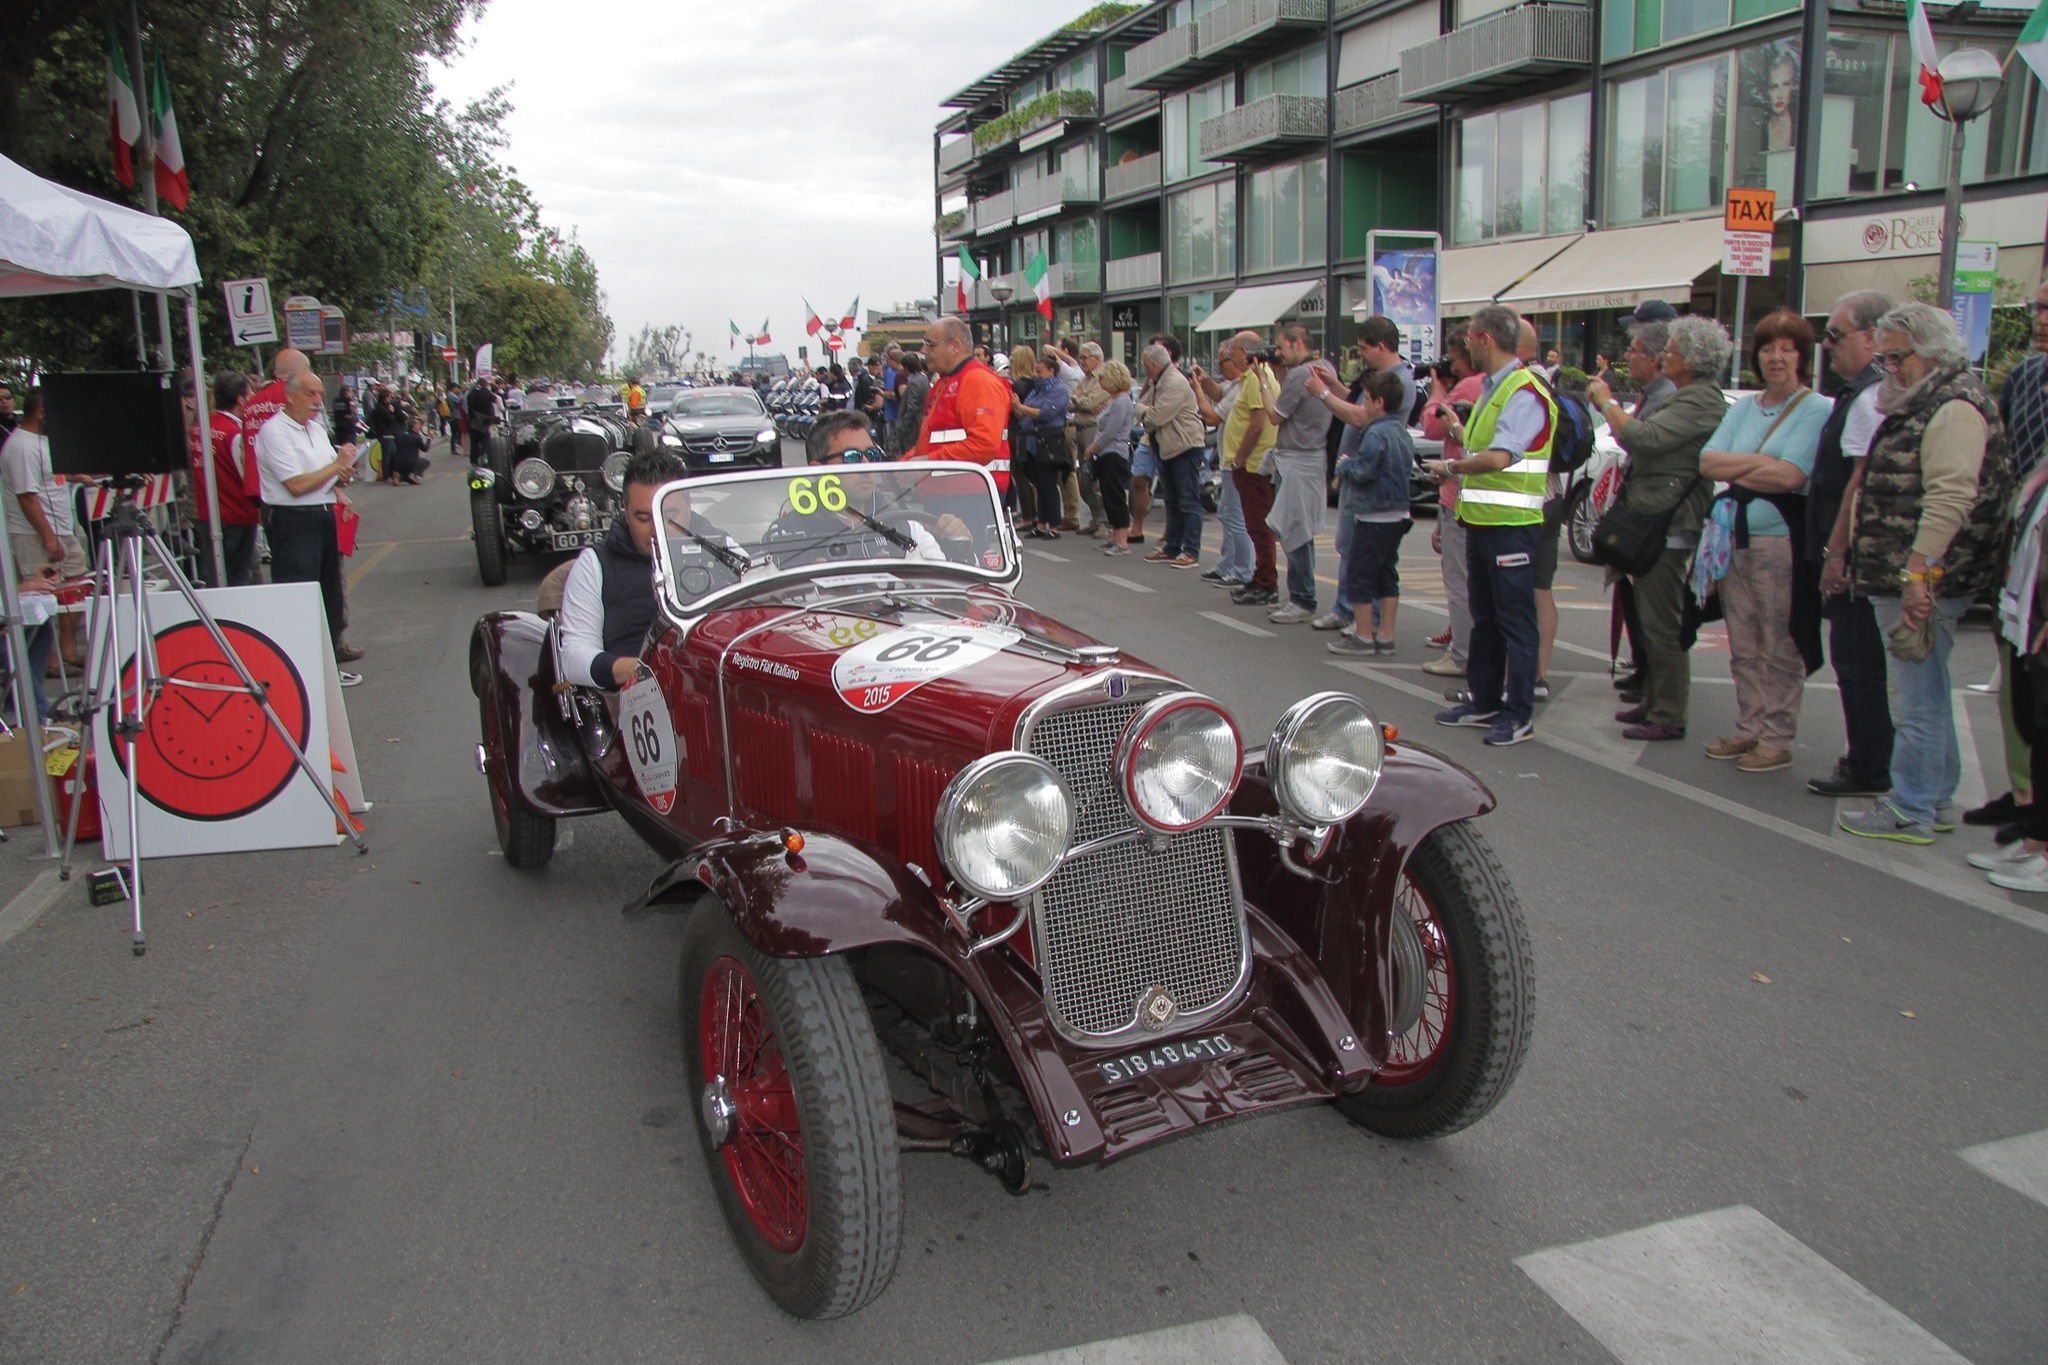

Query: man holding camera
[255,370,361,681]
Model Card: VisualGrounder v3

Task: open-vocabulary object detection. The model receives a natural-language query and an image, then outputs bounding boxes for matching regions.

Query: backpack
[1528,370,1595,475]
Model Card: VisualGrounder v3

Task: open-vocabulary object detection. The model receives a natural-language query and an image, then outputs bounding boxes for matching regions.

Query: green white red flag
[105,28,140,188]
[2018,0,2048,90]
[838,297,859,330]
[803,298,824,336]
[756,318,771,345]
[149,47,189,209]
[730,320,741,350]
[1025,250,1053,322]
[1906,0,1943,107]
[955,247,979,312]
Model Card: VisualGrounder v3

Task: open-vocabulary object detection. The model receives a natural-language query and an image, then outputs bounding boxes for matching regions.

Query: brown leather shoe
[1737,747,1792,773]
[1704,736,1756,761]
[1058,519,1080,531]
[335,643,366,663]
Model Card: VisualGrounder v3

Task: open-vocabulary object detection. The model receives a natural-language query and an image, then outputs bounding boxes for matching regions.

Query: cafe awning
[1195,277,1321,332]
[1804,245,2046,313]
[1497,217,1726,315]
[1428,236,1578,314]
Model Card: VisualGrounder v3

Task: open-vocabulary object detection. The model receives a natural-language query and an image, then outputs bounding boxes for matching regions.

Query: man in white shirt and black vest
[558,449,690,690]
[254,369,361,682]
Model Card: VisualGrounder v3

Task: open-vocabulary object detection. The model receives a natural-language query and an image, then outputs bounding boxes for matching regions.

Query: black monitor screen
[41,371,187,478]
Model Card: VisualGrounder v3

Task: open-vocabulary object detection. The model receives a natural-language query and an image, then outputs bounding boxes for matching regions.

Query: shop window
[1247,43,1327,103]
[1814,30,2040,200]
[1247,157,1328,274]
[1609,73,1665,223]
[1733,37,1801,198]
[1455,93,1589,243]
[1168,180,1238,283]
[1164,76,1235,183]
[1665,57,1728,216]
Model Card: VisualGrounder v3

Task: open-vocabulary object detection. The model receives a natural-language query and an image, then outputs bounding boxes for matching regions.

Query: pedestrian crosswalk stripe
[1958,1128,2048,1211]
[1024,547,1069,563]
[1095,574,1156,595]
[982,1313,1289,1364]
[1515,1205,1970,1364]
[1199,610,1274,638]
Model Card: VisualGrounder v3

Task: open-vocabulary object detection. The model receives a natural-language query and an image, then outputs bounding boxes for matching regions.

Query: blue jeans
[1158,451,1204,559]
[1285,540,1317,611]
[1871,593,1970,826]
[1215,465,1253,581]
[1465,521,1541,726]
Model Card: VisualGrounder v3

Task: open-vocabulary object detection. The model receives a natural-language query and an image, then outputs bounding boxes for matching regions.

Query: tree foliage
[0,0,610,380]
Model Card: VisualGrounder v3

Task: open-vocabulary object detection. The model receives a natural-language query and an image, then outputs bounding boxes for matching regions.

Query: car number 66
[618,674,680,814]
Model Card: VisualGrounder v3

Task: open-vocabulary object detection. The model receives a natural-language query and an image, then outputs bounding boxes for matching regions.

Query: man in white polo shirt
[255,370,361,683]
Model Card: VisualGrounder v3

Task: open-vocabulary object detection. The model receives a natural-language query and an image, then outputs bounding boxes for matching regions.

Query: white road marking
[1331,660,2048,938]
[1516,1205,1971,1365]
[0,869,66,950]
[1096,574,1156,595]
[1024,548,1069,563]
[983,1314,1289,1365]
[1958,1128,2048,1210]
[1199,610,1274,638]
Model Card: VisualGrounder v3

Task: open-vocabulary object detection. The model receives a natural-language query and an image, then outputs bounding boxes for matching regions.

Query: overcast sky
[432,0,1065,370]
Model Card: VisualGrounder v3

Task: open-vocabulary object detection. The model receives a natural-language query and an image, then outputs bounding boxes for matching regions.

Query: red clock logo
[109,621,313,821]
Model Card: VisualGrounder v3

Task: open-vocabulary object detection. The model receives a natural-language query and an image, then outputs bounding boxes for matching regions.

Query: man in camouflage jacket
[1842,302,2014,844]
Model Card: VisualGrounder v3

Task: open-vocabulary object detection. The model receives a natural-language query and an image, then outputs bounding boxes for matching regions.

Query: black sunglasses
[840,445,888,463]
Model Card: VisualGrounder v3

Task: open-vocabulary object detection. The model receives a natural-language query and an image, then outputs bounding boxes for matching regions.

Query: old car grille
[1024,696,1247,1045]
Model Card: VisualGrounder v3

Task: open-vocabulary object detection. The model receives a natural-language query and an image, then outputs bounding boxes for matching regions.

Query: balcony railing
[1334,72,1425,136]
[971,188,1016,235]
[1195,0,1327,62]
[1199,93,1327,162]
[1124,23,1198,90]
[1106,253,1162,293]
[1011,174,1101,225]
[990,263,1102,301]
[1103,72,1151,117]
[938,137,976,176]
[1398,3,1592,104]
[1104,151,1162,200]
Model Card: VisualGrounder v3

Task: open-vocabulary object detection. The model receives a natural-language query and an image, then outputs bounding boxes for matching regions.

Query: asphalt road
[2,436,2045,1364]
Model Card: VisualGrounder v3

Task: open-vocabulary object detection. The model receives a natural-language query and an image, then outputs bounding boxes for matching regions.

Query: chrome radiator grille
[1024,692,1248,1045]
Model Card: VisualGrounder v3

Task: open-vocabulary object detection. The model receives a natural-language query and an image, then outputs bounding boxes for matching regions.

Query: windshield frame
[668,392,766,419]
[648,460,1020,625]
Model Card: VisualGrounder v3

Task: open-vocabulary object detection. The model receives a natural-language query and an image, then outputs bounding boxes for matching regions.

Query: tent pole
[185,291,225,585]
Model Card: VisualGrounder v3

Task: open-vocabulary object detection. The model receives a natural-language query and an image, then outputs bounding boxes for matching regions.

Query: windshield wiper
[846,508,915,553]
[672,522,750,577]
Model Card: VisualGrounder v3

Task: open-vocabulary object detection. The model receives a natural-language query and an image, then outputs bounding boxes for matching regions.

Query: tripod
[60,479,369,954]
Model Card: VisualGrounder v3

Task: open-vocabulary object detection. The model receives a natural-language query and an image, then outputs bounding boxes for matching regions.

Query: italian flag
[955,246,979,311]
[730,320,740,350]
[839,297,859,330]
[106,28,139,188]
[2018,0,2048,90]
[756,318,771,345]
[149,47,189,209]
[1025,250,1053,322]
[1907,0,1944,107]
[803,298,824,336]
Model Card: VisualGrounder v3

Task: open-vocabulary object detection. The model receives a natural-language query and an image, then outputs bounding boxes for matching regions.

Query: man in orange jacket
[909,316,1010,492]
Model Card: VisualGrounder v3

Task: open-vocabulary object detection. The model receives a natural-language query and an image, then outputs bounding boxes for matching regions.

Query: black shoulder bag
[1591,475,1702,577]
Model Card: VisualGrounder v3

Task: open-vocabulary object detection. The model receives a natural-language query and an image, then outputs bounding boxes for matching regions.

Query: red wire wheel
[1379,871,1455,1086]
[699,954,807,1253]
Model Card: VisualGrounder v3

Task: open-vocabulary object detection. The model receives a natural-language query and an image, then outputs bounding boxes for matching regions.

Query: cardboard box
[0,728,42,828]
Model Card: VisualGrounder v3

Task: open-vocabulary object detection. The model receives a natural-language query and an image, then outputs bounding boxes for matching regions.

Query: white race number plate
[1097,1034,1234,1084]
[619,675,680,815]
[830,619,1020,713]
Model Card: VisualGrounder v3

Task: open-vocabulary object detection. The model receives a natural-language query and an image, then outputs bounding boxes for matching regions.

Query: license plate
[550,531,599,550]
[1096,1034,1234,1084]
[708,452,735,463]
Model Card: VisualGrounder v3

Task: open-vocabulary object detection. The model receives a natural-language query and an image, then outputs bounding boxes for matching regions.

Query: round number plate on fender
[619,674,680,814]
[830,619,1019,714]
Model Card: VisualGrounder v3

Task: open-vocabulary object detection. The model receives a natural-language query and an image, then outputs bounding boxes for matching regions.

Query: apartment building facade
[935,0,2048,371]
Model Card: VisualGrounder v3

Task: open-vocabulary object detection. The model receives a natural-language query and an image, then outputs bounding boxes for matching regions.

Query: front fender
[658,830,956,958]
[471,611,607,818]
[1230,741,1494,1068]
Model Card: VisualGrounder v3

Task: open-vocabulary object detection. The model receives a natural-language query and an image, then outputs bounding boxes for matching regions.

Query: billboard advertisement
[1370,244,1440,369]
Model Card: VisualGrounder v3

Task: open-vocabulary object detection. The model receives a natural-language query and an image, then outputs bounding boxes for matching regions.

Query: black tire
[679,909,901,1320]
[630,423,658,457]
[487,429,515,480]
[479,691,555,867]
[1336,820,1532,1140]
[1565,481,1599,566]
[472,490,509,587]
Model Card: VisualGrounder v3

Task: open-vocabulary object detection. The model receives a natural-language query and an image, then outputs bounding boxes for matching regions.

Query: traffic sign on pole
[441,346,457,363]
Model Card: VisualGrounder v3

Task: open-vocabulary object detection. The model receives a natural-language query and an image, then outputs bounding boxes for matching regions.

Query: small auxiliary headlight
[1267,692,1384,827]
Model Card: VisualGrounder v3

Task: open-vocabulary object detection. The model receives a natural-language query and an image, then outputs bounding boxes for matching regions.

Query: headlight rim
[1114,692,1243,834]
[601,451,632,492]
[512,456,556,500]
[932,750,1073,903]
[1266,691,1384,829]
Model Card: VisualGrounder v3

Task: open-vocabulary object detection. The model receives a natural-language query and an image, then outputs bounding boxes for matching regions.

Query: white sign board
[223,277,278,346]
[1721,231,1772,277]
[92,582,367,859]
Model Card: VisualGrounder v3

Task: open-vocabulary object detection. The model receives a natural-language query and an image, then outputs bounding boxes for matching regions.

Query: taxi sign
[1725,188,1775,234]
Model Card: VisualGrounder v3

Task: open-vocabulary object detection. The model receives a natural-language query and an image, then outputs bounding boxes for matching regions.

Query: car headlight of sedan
[512,457,556,500]
[1116,694,1242,833]
[755,428,777,447]
[1266,692,1384,827]
[934,752,1072,902]
[601,452,631,492]
[660,431,682,447]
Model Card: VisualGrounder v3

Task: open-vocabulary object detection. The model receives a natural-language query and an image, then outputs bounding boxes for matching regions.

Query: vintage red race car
[470,462,1532,1319]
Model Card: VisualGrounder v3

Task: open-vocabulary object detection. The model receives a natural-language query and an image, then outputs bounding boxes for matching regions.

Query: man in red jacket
[909,316,1009,491]
[191,370,264,586]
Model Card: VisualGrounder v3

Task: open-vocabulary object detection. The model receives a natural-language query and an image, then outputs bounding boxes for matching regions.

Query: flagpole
[125,0,174,369]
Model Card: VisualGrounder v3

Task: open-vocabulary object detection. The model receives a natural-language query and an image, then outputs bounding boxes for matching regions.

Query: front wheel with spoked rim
[1336,820,1533,1140]
[678,908,901,1319]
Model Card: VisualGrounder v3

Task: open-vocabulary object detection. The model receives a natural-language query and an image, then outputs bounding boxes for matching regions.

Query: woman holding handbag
[1587,317,1730,739]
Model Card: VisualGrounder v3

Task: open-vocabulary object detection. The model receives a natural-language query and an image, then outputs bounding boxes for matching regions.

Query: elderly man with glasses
[1839,302,2015,844]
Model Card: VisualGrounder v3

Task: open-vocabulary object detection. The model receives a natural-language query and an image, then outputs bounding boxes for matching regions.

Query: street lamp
[988,279,1015,354]
[1933,48,2005,306]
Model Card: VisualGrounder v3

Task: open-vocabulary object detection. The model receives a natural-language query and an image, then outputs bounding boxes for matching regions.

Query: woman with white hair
[1840,301,2016,847]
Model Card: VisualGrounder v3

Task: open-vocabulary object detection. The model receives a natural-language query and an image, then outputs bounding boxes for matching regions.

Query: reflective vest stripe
[1500,457,1550,476]
[1457,487,1548,510]
[987,459,1010,472]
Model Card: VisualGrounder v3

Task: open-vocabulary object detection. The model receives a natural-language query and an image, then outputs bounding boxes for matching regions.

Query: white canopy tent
[0,152,225,854]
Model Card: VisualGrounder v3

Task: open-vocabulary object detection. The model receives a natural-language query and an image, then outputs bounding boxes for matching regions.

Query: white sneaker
[1268,603,1314,625]
[338,670,364,688]
[1309,611,1349,631]
[1988,853,2048,892]
[1967,841,2038,870]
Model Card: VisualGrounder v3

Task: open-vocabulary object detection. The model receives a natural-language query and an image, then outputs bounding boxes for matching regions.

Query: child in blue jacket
[1329,368,1416,655]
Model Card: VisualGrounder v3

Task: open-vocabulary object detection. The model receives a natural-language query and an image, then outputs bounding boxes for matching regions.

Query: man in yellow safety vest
[1420,303,1555,746]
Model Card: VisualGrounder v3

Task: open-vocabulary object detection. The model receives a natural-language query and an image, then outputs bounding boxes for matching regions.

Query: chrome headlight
[660,431,682,447]
[934,752,1072,902]
[755,427,777,446]
[1267,692,1384,827]
[1116,694,1242,833]
[512,457,556,499]
[601,451,631,491]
